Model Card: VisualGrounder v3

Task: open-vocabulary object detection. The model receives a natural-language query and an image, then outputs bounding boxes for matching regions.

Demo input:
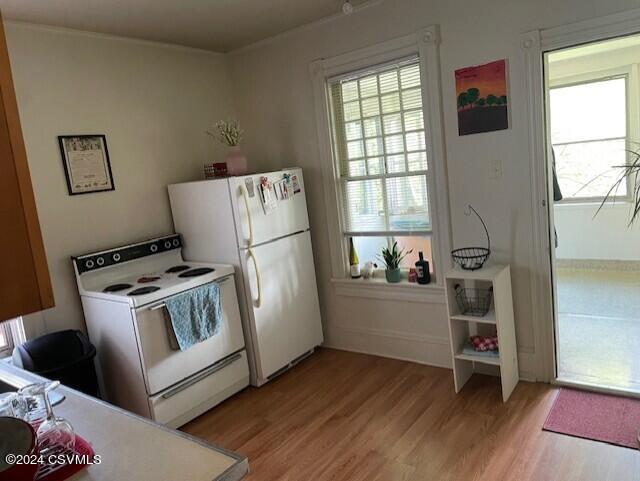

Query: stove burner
[138,276,161,283]
[103,283,133,293]
[128,286,161,296]
[178,267,215,278]
[166,265,191,273]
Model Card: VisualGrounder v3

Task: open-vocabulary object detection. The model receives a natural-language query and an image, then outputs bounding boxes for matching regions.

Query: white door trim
[522,7,640,383]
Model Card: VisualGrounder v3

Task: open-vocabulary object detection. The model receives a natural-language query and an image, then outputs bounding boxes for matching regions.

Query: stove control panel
[73,234,182,274]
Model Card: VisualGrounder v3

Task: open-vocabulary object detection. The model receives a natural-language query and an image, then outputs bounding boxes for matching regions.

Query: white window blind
[550,76,628,200]
[328,56,434,268]
[0,317,25,357]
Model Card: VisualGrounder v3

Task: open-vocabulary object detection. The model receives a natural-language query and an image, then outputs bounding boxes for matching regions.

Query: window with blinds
[328,56,434,270]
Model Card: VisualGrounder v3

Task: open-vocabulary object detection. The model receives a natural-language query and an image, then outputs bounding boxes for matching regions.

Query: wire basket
[454,286,494,317]
[451,205,491,271]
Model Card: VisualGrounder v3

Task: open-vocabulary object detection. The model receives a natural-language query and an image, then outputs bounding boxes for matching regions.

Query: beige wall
[227,0,639,379]
[5,22,235,335]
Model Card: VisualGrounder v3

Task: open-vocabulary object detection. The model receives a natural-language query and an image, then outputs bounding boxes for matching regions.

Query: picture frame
[455,59,509,136]
[58,134,115,195]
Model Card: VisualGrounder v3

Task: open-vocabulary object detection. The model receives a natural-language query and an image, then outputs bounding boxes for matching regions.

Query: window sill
[331,277,445,304]
[555,199,631,207]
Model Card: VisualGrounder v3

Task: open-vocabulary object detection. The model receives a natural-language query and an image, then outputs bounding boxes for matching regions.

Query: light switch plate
[490,158,502,179]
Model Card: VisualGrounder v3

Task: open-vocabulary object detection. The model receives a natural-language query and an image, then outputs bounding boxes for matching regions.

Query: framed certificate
[58,135,114,195]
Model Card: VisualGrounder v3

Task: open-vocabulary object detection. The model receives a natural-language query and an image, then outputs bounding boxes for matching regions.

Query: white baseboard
[325,322,452,369]
[323,322,542,382]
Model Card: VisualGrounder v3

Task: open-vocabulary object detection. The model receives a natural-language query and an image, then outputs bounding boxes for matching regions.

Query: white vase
[225,146,248,176]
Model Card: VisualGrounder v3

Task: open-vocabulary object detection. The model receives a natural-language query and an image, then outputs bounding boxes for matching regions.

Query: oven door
[134,275,245,395]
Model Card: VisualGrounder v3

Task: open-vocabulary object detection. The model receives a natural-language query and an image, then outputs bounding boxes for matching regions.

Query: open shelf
[450,310,496,324]
[445,264,519,402]
[454,351,501,366]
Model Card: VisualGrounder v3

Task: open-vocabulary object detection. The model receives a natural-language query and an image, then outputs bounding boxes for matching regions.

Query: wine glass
[0,392,28,419]
[18,381,60,427]
[35,383,75,457]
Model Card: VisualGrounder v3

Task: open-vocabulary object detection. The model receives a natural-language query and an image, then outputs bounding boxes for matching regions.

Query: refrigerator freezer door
[241,230,323,381]
[230,168,310,248]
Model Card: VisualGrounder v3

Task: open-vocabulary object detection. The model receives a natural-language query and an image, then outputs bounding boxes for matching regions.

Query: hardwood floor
[182,348,640,481]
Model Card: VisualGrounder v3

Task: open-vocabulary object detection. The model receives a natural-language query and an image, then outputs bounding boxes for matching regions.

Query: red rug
[543,388,640,449]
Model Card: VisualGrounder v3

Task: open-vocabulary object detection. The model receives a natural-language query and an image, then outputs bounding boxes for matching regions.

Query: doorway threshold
[554,376,640,399]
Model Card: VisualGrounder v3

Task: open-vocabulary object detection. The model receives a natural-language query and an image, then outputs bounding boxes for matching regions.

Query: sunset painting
[455,59,509,135]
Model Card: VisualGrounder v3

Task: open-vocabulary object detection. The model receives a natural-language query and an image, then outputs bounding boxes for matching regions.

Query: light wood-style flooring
[182,348,640,481]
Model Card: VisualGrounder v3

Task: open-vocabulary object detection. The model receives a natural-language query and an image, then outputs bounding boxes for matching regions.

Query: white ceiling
[0,0,370,52]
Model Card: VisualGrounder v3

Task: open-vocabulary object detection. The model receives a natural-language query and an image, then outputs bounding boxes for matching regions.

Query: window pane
[348,160,366,177]
[385,134,404,154]
[404,110,424,131]
[383,114,402,134]
[345,121,362,141]
[387,154,405,173]
[405,131,425,152]
[359,75,378,98]
[343,101,361,121]
[379,70,399,93]
[401,88,422,110]
[344,179,385,231]
[554,139,627,198]
[347,140,364,159]
[365,137,383,157]
[400,64,421,89]
[408,151,427,171]
[394,236,433,270]
[361,97,380,117]
[367,157,384,175]
[350,236,433,271]
[386,175,430,230]
[381,93,401,113]
[550,78,626,144]
[0,328,8,349]
[351,236,389,265]
[341,81,359,102]
[363,117,382,137]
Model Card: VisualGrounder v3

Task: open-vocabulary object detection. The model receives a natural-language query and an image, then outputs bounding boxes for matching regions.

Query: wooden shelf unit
[445,264,519,402]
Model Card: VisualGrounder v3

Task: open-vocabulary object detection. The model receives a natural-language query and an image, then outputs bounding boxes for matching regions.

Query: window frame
[310,27,451,294]
[328,56,434,269]
[548,66,637,204]
[0,317,25,358]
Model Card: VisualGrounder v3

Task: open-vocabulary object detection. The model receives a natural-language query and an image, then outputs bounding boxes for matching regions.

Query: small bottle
[349,238,361,279]
[415,251,431,284]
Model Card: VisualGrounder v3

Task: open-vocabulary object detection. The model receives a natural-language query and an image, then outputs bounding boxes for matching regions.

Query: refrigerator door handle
[241,184,254,247]
[247,248,263,308]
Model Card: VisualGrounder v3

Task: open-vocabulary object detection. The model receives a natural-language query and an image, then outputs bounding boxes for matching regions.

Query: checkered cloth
[470,335,498,352]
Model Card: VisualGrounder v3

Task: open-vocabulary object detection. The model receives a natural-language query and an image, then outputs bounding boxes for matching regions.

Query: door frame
[522,8,640,384]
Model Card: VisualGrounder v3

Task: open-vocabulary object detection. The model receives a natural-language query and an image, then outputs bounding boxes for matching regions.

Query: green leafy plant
[596,146,640,225]
[378,242,413,270]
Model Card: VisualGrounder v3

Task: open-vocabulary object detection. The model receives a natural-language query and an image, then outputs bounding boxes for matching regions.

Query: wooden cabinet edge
[0,13,54,312]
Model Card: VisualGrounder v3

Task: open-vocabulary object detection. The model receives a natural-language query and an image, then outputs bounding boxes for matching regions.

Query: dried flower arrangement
[207,120,243,147]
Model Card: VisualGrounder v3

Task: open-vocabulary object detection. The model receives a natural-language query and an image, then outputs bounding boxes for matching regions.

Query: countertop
[0,361,248,481]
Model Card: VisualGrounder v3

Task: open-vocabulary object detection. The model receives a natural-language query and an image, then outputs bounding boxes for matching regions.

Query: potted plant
[207,120,247,176]
[378,242,412,283]
[596,145,640,225]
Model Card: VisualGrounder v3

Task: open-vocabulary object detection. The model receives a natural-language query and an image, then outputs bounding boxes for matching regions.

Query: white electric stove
[73,234,250,428]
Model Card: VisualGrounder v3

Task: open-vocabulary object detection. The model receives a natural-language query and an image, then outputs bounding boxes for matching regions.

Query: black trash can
[12,329,99,397]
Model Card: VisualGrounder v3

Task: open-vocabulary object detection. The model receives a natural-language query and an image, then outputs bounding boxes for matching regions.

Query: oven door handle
[145,276,232,311]
[161,352,243,399]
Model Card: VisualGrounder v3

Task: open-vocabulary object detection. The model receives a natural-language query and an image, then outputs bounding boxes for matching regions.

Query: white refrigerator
[168,168,323,386]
